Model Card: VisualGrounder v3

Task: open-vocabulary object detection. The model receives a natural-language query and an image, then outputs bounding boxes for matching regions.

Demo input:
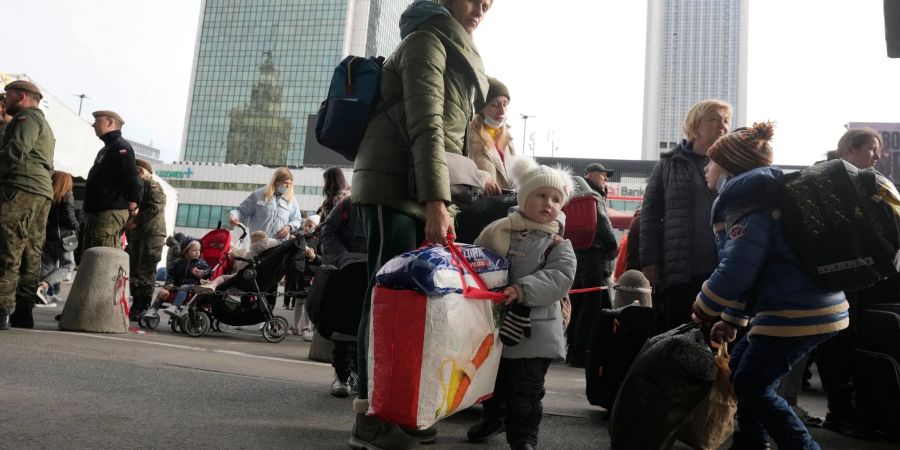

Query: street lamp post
[73,93,89,116]
[521,113,535,156]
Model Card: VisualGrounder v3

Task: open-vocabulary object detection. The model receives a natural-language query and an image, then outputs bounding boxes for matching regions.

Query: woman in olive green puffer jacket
[351,0,489,224]
[349,1,493,449]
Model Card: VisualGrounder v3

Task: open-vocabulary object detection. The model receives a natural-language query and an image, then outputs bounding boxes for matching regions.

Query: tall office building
[181,0,411,167]
[641,0,749,160]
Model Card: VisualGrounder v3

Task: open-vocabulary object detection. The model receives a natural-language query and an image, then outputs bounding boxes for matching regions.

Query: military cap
[135,159,153,174]
[92,110,125,125]
[4,80,43,99]
[584,162,614,177]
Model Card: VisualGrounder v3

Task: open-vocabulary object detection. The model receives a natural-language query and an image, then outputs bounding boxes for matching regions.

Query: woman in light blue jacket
[228,167,302,241]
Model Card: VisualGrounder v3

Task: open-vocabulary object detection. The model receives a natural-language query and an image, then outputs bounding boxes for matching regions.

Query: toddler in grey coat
[469,158,577,450]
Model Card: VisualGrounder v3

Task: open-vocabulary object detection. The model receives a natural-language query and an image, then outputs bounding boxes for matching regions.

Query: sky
[4,0,898,166]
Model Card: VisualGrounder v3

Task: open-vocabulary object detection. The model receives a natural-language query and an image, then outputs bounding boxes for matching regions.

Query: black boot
[0,308,10,330]
[510,443,535,450]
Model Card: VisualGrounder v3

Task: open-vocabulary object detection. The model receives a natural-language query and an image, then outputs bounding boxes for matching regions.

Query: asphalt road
[1,283,896,449]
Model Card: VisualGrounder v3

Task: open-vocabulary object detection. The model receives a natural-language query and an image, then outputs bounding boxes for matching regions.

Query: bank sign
[848,122,899,183]
[157,167,194,179]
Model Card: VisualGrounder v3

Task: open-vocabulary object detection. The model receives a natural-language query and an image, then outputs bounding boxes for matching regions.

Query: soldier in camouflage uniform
[82,110,143,250]
[124,160,167,319]
[0,81,56,330]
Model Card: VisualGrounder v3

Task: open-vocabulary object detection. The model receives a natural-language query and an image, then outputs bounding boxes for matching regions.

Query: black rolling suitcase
[850,302,900,437]
[306,259,368,340]
[585,304,656,410]
[454,193,517,244]
[609,323,716,450]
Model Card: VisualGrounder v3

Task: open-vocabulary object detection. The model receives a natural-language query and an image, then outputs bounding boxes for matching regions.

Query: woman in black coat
[37,171,79,305]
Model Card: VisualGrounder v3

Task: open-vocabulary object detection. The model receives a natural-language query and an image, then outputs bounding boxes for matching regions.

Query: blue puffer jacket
[692,167,849,337]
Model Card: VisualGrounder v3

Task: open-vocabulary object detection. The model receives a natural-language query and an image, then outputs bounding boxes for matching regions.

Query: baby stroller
[179,228,305,343]
[140,223,246,331]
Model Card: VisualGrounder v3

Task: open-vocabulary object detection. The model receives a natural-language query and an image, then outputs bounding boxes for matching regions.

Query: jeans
[40,242,76,291]
[481,357,552,446]
[731,331,837,450]
[356,205,424,400]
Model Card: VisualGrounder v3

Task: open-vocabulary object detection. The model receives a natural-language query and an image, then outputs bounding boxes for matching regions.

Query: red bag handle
[569,286,609,294]
[444,237,507,303]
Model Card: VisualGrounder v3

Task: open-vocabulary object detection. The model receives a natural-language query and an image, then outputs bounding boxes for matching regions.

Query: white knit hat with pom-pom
[509,157,574,210]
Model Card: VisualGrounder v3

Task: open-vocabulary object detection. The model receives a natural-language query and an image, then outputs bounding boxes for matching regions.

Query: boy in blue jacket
[692,122,848,450]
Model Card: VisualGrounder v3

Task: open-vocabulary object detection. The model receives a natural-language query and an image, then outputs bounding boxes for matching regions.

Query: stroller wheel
[170,316,181,334]
[141,315,160,330]
[262,316,289,343]
[211,319,220,332]
[183,311,211,337]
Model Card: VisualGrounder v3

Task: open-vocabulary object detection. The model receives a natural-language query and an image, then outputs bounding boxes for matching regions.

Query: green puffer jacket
[351,1,488,221]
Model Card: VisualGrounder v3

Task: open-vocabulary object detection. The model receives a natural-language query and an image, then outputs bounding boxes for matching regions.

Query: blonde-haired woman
[640,98,732,330]
[37,171,79,306]
[468,77,514,195]
[228,167,302,241]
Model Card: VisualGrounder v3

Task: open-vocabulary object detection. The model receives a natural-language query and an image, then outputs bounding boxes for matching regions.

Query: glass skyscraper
[181,0,411,167]
[641,0,749,160]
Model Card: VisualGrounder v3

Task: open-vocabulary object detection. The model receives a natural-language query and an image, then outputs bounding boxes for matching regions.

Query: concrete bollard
[308,331,334,363]
[59,247,131,333]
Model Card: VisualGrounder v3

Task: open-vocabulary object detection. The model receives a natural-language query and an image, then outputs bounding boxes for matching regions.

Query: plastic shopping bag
[376,243,509,296]
[368,242,507,429]
[678,341,737,450]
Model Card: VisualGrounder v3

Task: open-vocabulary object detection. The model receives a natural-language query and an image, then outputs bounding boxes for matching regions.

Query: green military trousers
[0,187,51,310]
[126,233,165,315]
[82,209,130,251]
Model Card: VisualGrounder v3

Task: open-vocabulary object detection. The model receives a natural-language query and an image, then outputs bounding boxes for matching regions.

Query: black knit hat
[475,77,510,111]
[707,122,775,176]
[179,235,200,255]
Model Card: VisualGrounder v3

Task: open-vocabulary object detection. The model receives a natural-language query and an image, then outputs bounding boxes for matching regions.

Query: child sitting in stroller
[196,230,278,292]
[143,236,212,319]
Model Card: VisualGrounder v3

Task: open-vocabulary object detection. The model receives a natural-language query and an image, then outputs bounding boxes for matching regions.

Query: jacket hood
[712,166,783,221]
[399,0,489,105]
[400,0,451,38]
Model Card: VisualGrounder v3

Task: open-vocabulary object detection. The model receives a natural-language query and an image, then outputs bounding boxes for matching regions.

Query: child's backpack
[561,176,602,249]
[315,55,385,161]
[778,159,900,292]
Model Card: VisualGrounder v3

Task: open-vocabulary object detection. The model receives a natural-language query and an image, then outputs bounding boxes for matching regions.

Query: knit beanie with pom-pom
[509,157,574,210]
[707,121,775,176]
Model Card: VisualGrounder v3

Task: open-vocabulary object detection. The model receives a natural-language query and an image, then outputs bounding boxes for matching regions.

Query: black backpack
[315,56,385,161]
[778,159,900,292]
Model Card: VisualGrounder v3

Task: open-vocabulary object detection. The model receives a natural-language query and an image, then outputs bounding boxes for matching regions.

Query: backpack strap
[542,234,563,266]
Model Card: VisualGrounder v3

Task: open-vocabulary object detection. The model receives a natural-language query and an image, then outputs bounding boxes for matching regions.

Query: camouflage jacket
[131,177,167,237]
[0,107,55,200]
